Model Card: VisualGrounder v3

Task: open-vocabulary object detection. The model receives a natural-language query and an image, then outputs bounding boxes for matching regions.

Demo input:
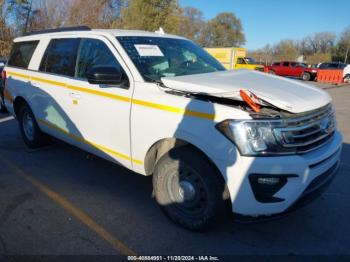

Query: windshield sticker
[135,45,164,57]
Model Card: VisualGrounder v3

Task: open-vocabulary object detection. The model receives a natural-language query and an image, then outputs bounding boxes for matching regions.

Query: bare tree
[306,32,336,54]
[179,6,205,42]
[65,0,125,28]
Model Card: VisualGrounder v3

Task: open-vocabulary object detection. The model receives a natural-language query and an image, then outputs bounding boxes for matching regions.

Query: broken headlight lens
[216,120,291,156]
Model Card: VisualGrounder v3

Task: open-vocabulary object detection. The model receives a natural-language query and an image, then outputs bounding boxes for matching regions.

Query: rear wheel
[153,146,229,231]
[268,70,276,75]
[343,74,350,83]
[0,98,7,113]
[302,72,311,81]
[18,103,50,148]
[0,90,7,113]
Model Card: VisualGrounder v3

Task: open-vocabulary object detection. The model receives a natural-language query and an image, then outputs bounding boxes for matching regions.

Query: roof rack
[25,26,91,36]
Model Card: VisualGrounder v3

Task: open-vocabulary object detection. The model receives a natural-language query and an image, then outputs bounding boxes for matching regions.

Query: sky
[180,0,350,50]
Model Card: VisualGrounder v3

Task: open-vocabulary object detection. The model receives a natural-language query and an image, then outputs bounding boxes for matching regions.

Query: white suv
[3,27,342,230]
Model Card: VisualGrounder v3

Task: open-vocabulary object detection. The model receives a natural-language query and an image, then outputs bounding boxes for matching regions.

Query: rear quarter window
[7,41,39,69]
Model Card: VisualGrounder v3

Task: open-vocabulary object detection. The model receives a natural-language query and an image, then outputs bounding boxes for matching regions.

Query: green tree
[332,27,350,63]
[198,12,245,47]
[120,0,183,34]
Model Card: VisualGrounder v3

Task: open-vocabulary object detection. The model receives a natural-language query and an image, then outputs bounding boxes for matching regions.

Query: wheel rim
[344,76,350,83]
[167,167,208,216]
[22,111,35,141]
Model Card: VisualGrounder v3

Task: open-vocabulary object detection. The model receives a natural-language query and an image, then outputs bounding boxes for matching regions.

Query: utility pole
[23,0,33,35]
[344,42,349,64]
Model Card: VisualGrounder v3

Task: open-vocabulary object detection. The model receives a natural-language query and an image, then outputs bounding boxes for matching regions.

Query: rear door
[28,37,81,144]
[290,62,303,77]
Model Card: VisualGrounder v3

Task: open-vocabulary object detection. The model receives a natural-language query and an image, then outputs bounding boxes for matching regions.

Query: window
[40,38,80,77]
[328,63,339,69]
[282,62,289,67]
[76,38,124,79]
[272,62,280,66]
[338,63,347,69]
[319,63,328,69]
[8,41,39,68]
[237,58,246,64]
[117,36,225,82]
[291,62,297,67]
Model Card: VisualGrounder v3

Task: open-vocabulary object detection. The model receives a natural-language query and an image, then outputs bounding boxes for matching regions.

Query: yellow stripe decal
[132,98,215,120]
[38,119,143,165]
[7,71,215,120]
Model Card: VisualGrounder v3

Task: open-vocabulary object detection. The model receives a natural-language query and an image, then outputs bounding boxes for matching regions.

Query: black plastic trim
[25,26,91,36]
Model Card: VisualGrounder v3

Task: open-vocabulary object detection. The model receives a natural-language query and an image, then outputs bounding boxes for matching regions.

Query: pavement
[0,82,349,257]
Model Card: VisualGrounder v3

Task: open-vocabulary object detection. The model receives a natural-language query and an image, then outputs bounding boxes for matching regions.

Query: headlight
[216,120,294,156]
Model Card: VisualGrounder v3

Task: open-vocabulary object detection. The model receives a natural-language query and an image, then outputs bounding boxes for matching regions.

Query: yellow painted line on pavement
[0,157,137,256]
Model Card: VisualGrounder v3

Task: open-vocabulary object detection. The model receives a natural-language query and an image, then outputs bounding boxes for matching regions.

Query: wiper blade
[143,74,163,84]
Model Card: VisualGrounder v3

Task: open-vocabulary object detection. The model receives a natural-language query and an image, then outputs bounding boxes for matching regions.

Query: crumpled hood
[161,70,331,114]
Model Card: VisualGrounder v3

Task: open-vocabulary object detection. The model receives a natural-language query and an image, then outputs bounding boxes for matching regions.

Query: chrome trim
[273,104,335,153]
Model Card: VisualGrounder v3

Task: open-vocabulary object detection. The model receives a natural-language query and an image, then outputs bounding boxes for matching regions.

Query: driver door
[66,36,134,168]
[234,57,246,69]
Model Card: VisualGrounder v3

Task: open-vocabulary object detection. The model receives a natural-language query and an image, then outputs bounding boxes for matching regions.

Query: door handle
[31,81,43,87]
[69,92,81,99]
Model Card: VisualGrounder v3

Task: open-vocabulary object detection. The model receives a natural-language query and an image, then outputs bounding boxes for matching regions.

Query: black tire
[0,100,7,113]
[343,75,350,83]
[153,146,229,231]
[268,70,276,75]
[18,103,50,148]
[0,92,7,113]
[301,72,311,81]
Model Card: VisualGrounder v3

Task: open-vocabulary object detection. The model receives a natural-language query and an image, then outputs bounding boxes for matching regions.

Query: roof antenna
[155,27,165,35]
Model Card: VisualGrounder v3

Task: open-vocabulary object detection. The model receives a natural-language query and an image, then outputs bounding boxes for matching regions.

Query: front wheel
[18,103,50,148]
[343,74,350,83]
[153,146,229,231]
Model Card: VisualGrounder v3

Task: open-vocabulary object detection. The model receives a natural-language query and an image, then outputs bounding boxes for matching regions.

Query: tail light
[1,70,6,86]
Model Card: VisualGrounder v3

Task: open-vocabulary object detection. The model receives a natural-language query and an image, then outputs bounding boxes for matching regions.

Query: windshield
[117,36,225,82]
[245,57,257,64]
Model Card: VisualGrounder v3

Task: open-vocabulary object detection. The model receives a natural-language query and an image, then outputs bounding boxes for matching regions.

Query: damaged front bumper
[214,131,342,218]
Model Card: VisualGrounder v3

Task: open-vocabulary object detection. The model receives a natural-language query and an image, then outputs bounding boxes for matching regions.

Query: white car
[3,27,342,230]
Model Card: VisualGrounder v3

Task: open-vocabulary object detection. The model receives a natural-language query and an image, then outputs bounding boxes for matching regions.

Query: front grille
[274,104,335,153]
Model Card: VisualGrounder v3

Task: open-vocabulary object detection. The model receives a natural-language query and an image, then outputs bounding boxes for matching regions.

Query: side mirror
[87,67,128,86]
